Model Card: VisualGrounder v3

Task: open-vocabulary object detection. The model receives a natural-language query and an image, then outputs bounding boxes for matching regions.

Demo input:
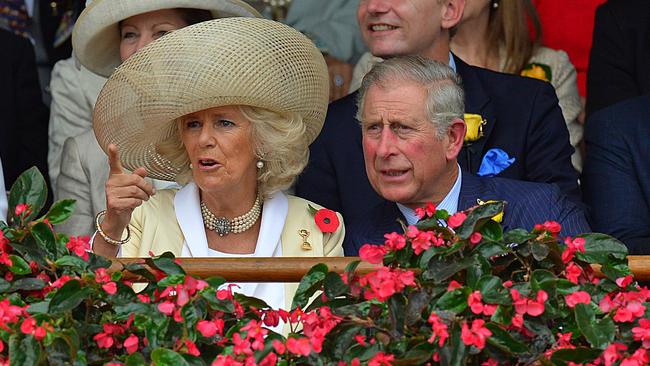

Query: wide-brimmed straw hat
[72,0,261,77]
[93,17,329,182]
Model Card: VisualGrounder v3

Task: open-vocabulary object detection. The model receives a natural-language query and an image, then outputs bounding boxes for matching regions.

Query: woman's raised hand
[102,144,156,236]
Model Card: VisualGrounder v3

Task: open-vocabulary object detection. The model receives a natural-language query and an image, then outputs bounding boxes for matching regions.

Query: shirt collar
[397,165,462,225]
[448,52,457,73]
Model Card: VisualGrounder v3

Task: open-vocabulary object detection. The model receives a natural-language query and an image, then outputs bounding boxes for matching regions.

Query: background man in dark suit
[586,0,650,118]
[0,28,50,193]
[295,0,580,224]
[582,95,650,254]
[345,56,589,255]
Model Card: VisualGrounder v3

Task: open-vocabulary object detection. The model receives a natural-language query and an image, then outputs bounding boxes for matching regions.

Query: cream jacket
[48,57,105,190]
[121,184,345,310]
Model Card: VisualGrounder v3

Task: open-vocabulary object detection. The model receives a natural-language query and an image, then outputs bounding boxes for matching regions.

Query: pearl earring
[492,0,499,9]
[256,161,264,169]
[189,163,193,169]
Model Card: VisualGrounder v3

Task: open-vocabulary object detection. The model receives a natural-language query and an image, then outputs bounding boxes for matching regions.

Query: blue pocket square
[477,148,515,177]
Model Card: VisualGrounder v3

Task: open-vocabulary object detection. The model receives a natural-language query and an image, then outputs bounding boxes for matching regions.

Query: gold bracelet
[94,210,130,246]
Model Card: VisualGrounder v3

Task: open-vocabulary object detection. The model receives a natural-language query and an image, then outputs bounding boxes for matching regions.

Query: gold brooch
[299,229,312,251]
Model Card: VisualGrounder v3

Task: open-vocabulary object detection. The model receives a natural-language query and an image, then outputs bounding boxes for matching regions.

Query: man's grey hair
[356,56,465,137]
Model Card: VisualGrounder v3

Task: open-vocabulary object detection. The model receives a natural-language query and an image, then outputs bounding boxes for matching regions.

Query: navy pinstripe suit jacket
[343,173,590,256]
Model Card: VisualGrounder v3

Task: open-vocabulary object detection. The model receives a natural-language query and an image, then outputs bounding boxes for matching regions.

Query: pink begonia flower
[383,232,406,251]
[565,291,591,308]
[565,262,582,284]
[534,221,562,237]
[632,318,650,348]
[157,301,175,316]
[368,352,395,366]
[461,319,492,350]
[616,275,633,288]
[358,244,387,264]
[101,282,117,295]
[123,334,138,354]
[286,337,311,356]
[427,312,449,347]
[470,232,482,245]
[448,212,467,229]
[447,280,462,291]
[511,289,547,316]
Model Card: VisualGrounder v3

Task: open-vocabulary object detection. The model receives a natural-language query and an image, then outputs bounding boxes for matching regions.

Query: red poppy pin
[308,204,340,233]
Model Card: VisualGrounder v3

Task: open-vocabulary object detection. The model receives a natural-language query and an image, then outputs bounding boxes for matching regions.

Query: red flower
[448,212,467,229]
[66,236,90,261]
[314,209,340,233]
[511,289,547,316]
[632,318,650,348]
[157,301,175,315]
[123,334,138,354]
[368,352,394,366]
[286,337,311,356]
[183,339,200,356]
[616,275,633,288]
[565,291,591,308]
[272,339,286,354]
[427,312,449,347]
[20,317,47,340]
[461,319,492,350]
[469,232,482,245]
[534,221,562,237]
[14,203,30,217]
[102,282,117,295]
[93,332,114,349]
[383,232,406,251]
[359,244,387,264]
[447,280,462,291]
[565,262,582,284]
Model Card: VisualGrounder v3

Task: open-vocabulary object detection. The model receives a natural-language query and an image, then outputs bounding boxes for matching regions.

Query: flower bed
[0,168,648,366]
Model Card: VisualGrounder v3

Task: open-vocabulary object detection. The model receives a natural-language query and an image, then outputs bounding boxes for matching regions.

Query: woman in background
[450,0,583,170]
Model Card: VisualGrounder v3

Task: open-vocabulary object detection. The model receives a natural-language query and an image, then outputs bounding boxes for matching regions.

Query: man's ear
[445,117,467,161]
[440,0,465,30]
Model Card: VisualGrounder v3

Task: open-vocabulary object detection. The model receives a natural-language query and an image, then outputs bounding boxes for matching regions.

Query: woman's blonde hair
[155,105,309,199]
[487,0,542,74]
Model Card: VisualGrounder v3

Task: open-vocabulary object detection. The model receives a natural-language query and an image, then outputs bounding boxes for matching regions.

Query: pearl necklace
[200,196,262,237]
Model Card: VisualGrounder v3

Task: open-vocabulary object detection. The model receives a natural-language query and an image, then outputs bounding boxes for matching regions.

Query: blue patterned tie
[0,0,32,39]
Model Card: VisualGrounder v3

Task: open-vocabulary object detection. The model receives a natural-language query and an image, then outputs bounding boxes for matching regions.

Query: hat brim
[72,0,261,77]
[93,18,329,182]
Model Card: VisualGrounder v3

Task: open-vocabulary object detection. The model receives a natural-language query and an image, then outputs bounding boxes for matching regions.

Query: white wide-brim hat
[72,0,261,77]
[93,17,330,182]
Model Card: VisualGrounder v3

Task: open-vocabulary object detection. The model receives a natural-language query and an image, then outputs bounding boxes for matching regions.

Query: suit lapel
[454,55,497,173]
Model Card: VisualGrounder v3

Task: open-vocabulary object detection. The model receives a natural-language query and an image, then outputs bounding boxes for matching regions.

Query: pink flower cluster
[358,266,416,302]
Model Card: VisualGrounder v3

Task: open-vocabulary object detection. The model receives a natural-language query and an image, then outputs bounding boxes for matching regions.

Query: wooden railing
[108,256,650,282]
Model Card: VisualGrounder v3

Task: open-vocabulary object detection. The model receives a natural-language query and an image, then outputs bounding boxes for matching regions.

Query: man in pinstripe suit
[342,56,589,256]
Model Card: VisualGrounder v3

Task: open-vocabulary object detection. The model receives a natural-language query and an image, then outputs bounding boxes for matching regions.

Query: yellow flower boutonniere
[477,199,504,223]
[464,113,486,144]
[520,62,552,82]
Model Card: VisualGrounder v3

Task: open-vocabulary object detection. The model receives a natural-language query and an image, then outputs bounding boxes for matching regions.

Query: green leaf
[9,334,41,366]
[8,255,31,275]
[531,242,550,261]
[475,242,508,259]
[31,222,57,257]
[55,255,89,271]
[324,271,348,300]
[0,278,10,293]
[157,274,186,288]
[49,280,90,313]
[556,279,580,295]
[490,304,512,325]
[149,252,186,276]
[477,275,511,305]
[26,300,50,314]
[44,199,76,224]
[151,348,190,366]
[205,276,227,289]
[550,347,602,365]
[436,287,470,313]
[485,322,529,354]
[503,228,535,244]
[424,256,475,282]
[10,238,48,267]
[291,263,327,309]
[440,322,467,366]
[406,290,432,326]
[125,352,147,366]
[480,220,503,242]
[401,342,435,364]
[115,303,152,318]
[531,269,557,293]
[455,201,505,240]
[576,233,628,264]
[235,292,271,309]
[388,294,406,337]
[182,355,207,366]
[307,204,319,216]
[11,278,46,291]
[8,167,47,223]
[574,303,615,349]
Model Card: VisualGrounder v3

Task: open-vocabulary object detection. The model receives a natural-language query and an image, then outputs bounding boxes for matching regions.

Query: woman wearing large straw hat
[92,18,344,310]
[51,0,260,236]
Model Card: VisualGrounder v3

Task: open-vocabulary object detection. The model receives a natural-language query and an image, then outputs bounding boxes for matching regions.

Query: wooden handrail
[108,256,650,282]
